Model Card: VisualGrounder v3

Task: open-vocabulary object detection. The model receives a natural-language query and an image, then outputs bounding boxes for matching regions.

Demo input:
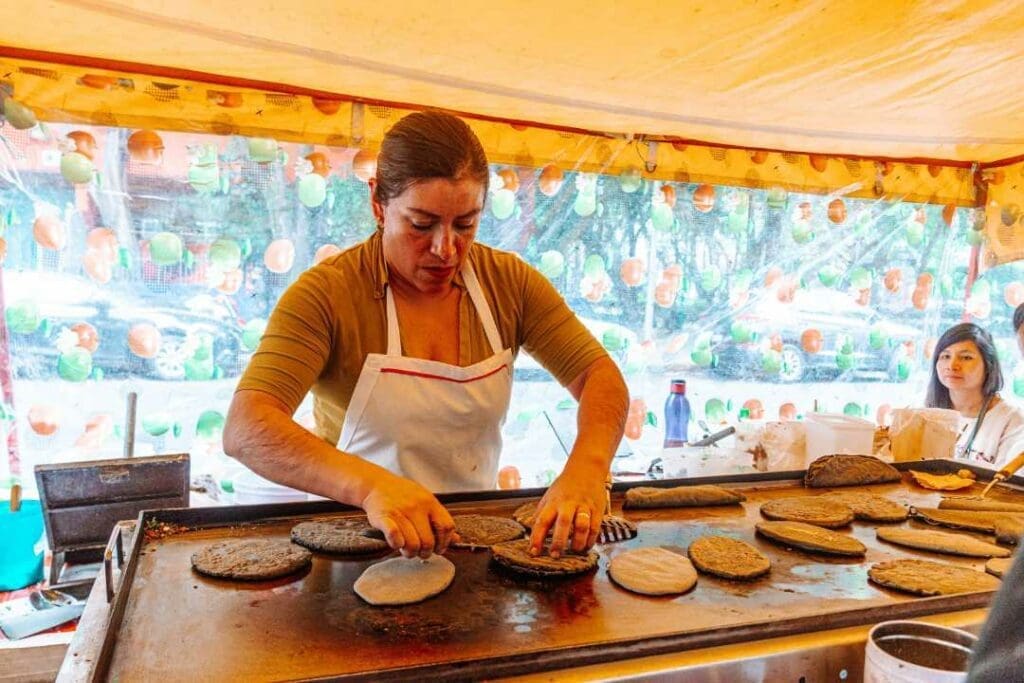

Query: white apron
[337,262,513,492]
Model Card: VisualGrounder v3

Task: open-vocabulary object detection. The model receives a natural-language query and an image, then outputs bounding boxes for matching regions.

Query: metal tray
[91,460,1022,682]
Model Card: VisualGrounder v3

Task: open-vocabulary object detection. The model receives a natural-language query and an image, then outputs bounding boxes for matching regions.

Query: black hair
[373,110,489,204]
[1014,303,1024,333]
[925,322,1003,409]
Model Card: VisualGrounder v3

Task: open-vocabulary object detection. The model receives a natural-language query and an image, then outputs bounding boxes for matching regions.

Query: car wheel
[778,344,806,382]
[153,335,188,380]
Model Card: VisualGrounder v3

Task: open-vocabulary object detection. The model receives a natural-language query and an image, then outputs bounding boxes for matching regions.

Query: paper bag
[760,421,807,470]
[890,408,960,462]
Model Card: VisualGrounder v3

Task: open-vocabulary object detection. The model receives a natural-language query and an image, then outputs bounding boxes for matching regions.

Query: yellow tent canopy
[3,0,1024,261]
[2,0,1022,164]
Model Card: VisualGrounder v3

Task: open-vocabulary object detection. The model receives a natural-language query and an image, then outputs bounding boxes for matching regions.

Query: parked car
[4,271,249,381]
[707,289,928,383]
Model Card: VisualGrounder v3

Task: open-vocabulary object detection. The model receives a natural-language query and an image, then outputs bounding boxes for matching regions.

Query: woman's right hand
[360,472,457,559]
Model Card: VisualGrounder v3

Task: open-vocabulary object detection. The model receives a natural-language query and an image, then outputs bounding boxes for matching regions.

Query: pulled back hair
[372,110,489,204]
[925,322,1003,409]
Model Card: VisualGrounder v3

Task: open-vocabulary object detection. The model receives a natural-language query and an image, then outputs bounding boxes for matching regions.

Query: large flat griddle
[90,460,1022,681]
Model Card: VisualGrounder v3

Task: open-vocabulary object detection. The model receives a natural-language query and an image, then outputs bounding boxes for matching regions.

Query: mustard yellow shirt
[236,231,608,445]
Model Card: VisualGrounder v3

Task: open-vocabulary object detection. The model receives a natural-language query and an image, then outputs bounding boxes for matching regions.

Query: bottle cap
[670,379,687,394]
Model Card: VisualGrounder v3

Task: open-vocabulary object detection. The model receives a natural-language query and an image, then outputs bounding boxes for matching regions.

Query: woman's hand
[528,463,607,558]
[361,472,457,559]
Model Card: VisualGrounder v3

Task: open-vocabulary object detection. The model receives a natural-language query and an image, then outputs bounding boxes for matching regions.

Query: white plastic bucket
[865,620,976,683]
[230,467,309,505]
[803,412,875,461]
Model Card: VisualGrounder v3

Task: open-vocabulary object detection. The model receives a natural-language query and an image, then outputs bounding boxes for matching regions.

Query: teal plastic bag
[0,500,45,590]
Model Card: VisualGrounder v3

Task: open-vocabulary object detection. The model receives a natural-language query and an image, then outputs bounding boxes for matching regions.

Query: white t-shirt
[954,398,1024,469]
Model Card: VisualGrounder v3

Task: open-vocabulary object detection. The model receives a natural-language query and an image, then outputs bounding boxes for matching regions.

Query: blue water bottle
[663,379,691,448]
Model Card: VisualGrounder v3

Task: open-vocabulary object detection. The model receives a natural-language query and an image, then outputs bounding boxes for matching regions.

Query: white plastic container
[230,467,309,505]
[803,412,875,461]
[865,620,976,683]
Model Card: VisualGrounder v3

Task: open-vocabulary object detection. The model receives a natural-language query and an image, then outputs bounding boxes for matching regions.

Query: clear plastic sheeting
[3,116,1024,491]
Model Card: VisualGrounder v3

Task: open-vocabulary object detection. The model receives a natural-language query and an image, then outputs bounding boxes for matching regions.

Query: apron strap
[384,287,402,357]
[461,261,505,355]
[383,260,505,357]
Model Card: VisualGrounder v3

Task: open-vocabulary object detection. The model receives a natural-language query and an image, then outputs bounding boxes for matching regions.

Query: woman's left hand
[528,463,607,558]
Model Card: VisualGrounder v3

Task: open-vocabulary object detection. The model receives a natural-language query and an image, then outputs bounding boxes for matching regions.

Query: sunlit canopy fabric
[2,0,1023,164]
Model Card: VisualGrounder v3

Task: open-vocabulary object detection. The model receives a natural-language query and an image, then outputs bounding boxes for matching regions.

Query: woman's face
[936,340,987,394]
[372,177,484,296]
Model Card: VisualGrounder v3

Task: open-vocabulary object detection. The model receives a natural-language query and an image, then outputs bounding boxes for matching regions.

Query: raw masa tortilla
[353,554,456,606]
[607,547,698,595]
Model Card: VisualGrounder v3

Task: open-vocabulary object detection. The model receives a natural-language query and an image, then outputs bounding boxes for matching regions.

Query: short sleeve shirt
[236,231,608,445]
[953,399,1024,469]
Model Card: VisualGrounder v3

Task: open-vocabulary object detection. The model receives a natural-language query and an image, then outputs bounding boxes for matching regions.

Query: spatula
[980,450,1024,498]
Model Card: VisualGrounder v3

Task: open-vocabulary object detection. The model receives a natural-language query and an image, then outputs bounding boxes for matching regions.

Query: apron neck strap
[461,261,504,355]
[384,287,402,356]
[383,260,505,357]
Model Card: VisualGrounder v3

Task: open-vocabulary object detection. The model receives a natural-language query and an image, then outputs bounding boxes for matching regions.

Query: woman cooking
[224,111,629,562]
[925,322,1024,468]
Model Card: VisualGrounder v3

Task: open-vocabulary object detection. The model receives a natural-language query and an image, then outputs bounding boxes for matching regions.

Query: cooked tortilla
[353,554,455,606]
[511,501,539,529]
[688,535,771,580]
[908,471,975,491]
[759,497,854,528]
[938,498,1024,513]
[804,454,901,488]
[451,515,525,549]
[868,559,1001,596]
[191,539,312,581]
[608,547,698,595]
[985,557,1014,578]
[509,501,634,541]
[755,521,866,556]
[995,516,1024,546]
[490,539,598,577]
[911,507,1024,534]
[290,518,390,554]
[623,484,745,509]
[820,492,908,522]
[876,527,1011,558]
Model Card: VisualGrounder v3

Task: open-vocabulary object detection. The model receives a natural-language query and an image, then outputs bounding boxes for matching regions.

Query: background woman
[925,322,1024,468]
